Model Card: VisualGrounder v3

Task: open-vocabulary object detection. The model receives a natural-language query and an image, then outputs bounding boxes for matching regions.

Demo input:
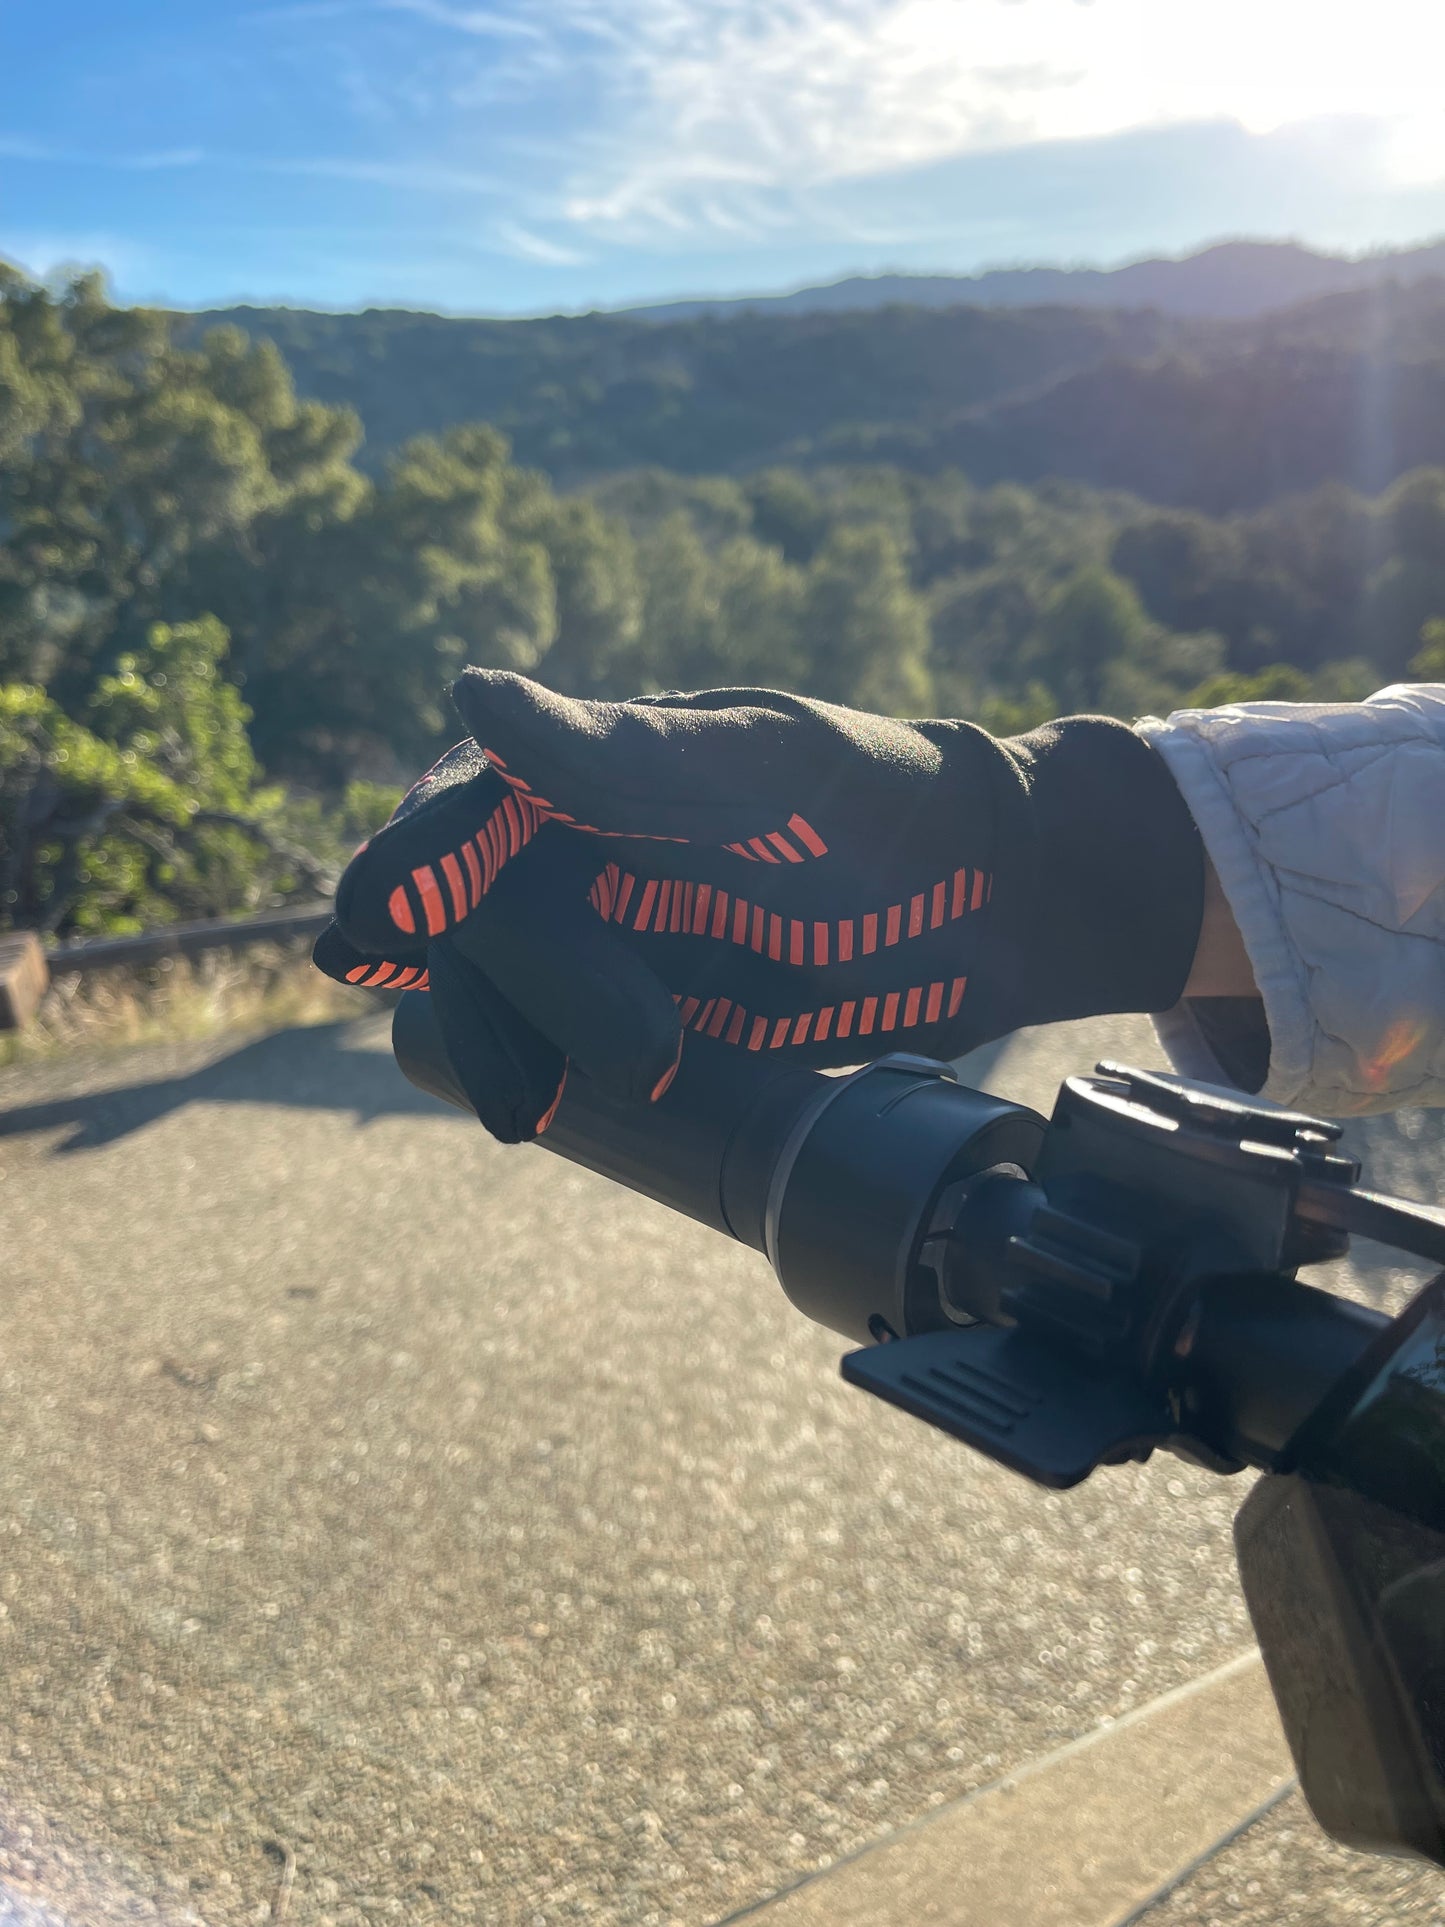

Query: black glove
[315,672,1204,1141]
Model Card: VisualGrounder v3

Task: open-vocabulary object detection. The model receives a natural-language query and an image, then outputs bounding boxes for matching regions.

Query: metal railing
[47,901,333,973]
[2,902,334,1031]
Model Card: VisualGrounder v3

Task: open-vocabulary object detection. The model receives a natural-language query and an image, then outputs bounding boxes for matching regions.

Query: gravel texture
[0,1012,1440,1925]
[1139,1790,1445,1924]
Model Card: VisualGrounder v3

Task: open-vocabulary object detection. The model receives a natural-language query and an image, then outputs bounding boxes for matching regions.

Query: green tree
[511,495,642,698]
[1111,510,1245,636]
[626,515,806,693]
[1362,556,1445,678]
[0,618,330,934]
[929,567,1046,711]
[1310,659,1378,702]
[1029,565,1152,711]
[1412,618,1445,679]
[1185,664,1313,708]
[1097,626,1225,719]
[801,526,932,715]
[743,468,828,564]
[2,288,312,700]
[707,539,807,690]
[1360,470,1445,675]
[1028,565,1228,717]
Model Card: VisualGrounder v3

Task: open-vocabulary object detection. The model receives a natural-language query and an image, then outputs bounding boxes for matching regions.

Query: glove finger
[312,919,431,991]
[333,759,547,958]
[449,669,836,862]
[427,939,569,1143]
[387,738,492,825]
[451,839,684,1106]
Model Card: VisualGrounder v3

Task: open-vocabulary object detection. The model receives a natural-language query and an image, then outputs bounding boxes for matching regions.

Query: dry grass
[0,942,372,1068]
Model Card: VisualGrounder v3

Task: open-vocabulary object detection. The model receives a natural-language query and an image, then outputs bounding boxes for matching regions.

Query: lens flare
[1364,1015,1429,1089]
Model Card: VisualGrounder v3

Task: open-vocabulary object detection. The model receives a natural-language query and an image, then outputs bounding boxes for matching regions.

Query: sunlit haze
[4,0,1445,310]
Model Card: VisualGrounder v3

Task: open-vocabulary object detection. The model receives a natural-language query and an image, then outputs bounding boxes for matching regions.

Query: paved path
[0,1012,1441,1925]
[730,1654,1292,1927]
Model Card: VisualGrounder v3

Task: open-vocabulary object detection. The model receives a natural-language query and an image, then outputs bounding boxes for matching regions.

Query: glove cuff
[993,716,1205,1029]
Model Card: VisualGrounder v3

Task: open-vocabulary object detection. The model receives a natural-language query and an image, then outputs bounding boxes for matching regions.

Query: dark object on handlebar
[392,989,1445,1867]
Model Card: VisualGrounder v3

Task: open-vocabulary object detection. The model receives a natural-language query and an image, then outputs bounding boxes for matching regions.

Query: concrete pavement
[0,1011,1440,1924]
[723,1654,1291,1927]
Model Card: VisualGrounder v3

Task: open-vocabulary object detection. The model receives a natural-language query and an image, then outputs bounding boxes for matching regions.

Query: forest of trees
[4,263,1444,936]
[193,277,1445,507]
[182,298,1186,486]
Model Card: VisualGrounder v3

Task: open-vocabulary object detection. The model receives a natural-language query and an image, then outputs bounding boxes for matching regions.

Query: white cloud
[492,219,591,264]
[528,0,1445,236]
[1384,113,1445,190]
[255,154,507,194]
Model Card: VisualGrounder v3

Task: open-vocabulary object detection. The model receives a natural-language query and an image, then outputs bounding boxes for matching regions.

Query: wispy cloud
[515,0,1445,241]
[492,220,591,266]
[249,0,539,24]
[255,153,506,194]
[15,0,1445,313]
[2,133,507,198]
[127,148,207,171]
[241,0,1445,252]
[382,0,543,38]
[0,135,56,161]
[244,1,370,20]
[1,139,205,174]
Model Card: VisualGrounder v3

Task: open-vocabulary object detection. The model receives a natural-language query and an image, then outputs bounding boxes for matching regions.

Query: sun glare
[877,0,1445,185]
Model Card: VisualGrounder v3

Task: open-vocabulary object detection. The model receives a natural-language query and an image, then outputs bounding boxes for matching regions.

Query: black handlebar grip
[390,989,826,1251]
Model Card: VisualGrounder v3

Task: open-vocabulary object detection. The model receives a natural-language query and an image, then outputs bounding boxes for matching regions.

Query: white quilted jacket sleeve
[1136,684,1445,1116]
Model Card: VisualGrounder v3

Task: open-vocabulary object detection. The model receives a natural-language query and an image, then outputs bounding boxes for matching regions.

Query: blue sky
[4,0,1445,314]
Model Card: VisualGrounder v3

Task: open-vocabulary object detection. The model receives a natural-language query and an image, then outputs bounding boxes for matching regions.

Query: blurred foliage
[181,298,1186,487]
[0,616,346,934]
[184,280,1445,513]
[3,264,1444,935]
[1412,619,1445,681]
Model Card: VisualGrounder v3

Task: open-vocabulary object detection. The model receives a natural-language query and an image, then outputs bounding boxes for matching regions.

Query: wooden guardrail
[1,902,333,1032]
[0,933,49,1031]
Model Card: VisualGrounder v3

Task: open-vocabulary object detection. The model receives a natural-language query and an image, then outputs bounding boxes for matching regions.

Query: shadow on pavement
[0,1021,458,1155]
[0,1019,1015,1166]
[7,1017,1440,1294]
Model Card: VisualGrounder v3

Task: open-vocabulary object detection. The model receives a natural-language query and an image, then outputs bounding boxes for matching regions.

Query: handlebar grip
[390,989,825,1251]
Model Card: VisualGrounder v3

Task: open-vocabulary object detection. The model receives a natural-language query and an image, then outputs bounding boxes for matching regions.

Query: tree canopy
[186,279,1445,511]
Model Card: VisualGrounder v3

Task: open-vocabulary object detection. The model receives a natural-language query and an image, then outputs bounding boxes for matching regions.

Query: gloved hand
[315,671,1204,1141]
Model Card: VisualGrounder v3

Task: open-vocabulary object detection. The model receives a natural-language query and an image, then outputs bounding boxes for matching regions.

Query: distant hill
[622,237,1445,323]
[182,299,1193,485]
[185,271,1445,514]
[839,280,1445,511]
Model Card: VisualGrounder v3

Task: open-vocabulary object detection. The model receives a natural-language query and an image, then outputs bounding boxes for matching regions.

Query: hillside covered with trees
[191,277,1445,510]
[4,263,1444,937]
[182,299,1188,489]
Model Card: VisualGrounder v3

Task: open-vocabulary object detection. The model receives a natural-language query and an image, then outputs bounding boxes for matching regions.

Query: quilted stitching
[1138,685,1445,1117]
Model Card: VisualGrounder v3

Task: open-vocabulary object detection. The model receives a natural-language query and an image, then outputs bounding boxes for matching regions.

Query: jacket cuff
[1138,685,1445,1115]
[1135,712,1307,1102]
